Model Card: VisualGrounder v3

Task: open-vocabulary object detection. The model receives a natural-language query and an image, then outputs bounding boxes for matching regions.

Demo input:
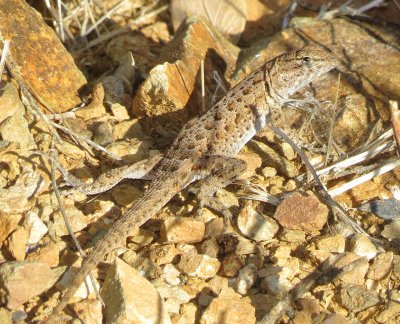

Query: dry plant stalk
[390,100,400,154]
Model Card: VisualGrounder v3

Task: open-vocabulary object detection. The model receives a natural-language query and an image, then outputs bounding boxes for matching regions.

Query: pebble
[4,227,28,260]
[161,264,181,286]
[274,193,328,232]
[204,217,224,238]
[178,253,220,278]
[101,258,171,323]
[375,300,400,323]
[0,261,60,309]
[339,284,380,313]
[199,238,220,258]
[237,205,279,242]
[149,244,179,265]
[160,217,205,243]
[0,308,11,324]
[23,210,48,245]
[308,234,346,262]
[232,263,258,295]
[201,287,256,324]
[334,253,369,285]
[69,298,102,324]
[381,219,400,241]
[349,234,377,260]
[367,252,393,280]
[0,213,21,245]
[219,254,244,277]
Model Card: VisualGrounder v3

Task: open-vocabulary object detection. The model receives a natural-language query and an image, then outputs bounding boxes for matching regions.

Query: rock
[161,264,181,286]
[392,255,400,281]
[0,82,35,148]
[106,139,150,164]
[293,298,321,324]
[101,258,171,324]
[280,229,306,243]
[219,254,244,277]
[248,141,299,178]
[367,252,393,280]
[199,238,220,258]
[26,242,60,267]
[0,308,12,324]
[375,300,400,323]
[359,198,400,220]
[232,263,258,295]
[339,284,380,313]
[349,234,377,260]
[218,233,256,256]
[236,150,263,179]
[207,276,229,295]
[74,84,107,121]
[274,193,328,232]
[0,213,22,245]
[69,298,102,324]
[155,281,196,305]
[270,246,292,266]
[161,217,205,243]
[307,234,346,262]
[0,1,86,113]
[204,218,224,239]
[51,202,88,237]
[322,313,347,324]
[149,244,179,265]
[334,253,369,285]
[381,219,400,241]
[178,253,220,278]
[133,16,238,131]
[0,261,59,309]
[237,205,279,242]
[112,119,145,141]
[170,0,246,44]
[23,210,48,245]
[4,227,28,260]
[0,172,43,214]
[110,103,130,121]
[261,166,277,178]
[201,287,255,323]
[111,183,142,207]
[176,302,197,324]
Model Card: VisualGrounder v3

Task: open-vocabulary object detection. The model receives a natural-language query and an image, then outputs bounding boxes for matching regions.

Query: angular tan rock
[335,253,369,285]
[133,16,238,130]
[237,205,279,242]
[232,263,258,295]
[161,217,205,244]
[339,284,380,313]
[367,252,393,281]
[149,244,179,265]
[0,261,59,309]
[201,287,256,324]
[308,234,346,262]
[5,227,28,260]
[219,254,244,277]
[178,253,220,278]
[0,0,86,113]
[204,217,224,238]
[349,234,377,260]
[274,193,328,232]
[0,83,35,148]
[375,301,400,323]
[101,258,171,324]
[23,210,48,245]
[0,213,21,246]
[69,298,102,324]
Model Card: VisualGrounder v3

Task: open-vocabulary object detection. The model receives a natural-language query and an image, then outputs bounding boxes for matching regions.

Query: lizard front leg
[63,153,163,195]
[190,155,246,228]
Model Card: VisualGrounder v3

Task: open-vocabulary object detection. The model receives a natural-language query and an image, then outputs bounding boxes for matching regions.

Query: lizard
[45,45,337,322]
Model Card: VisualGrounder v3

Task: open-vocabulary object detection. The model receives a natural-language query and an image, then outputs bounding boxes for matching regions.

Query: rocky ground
[0,0,400,323]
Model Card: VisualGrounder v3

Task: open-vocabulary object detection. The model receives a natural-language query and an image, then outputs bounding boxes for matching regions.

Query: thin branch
[389,100,400,154]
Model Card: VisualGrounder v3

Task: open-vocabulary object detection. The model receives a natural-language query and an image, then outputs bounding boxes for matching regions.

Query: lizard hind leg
[189,155,246,230]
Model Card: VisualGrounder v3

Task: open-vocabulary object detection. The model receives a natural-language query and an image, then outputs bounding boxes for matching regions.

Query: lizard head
[270,45,337,101]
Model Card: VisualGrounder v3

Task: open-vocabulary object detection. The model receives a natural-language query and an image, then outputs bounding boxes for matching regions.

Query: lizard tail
[44,167,190,322]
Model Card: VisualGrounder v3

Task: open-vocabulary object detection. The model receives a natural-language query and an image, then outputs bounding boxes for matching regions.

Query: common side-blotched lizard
[45,45,337,321]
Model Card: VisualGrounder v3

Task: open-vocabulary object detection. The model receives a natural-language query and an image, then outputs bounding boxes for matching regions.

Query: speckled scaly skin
[45,45,337,322]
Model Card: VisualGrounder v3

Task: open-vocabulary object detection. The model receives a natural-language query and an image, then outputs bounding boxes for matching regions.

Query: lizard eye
[302,56,311,62]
